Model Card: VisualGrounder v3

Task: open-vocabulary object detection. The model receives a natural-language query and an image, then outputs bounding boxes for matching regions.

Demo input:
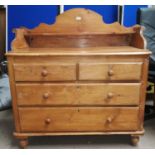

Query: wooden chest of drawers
[6,9,151,148]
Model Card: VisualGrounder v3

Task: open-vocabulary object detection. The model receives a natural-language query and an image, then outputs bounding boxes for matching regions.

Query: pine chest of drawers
[6,8,151,148]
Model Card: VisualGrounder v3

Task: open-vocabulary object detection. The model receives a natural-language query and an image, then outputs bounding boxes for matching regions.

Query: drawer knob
[107,92,114,99]
[107,117,112,123]
[108,70,114,76]
[41,70,48,77]
[43,93,49,99]
[45,118,51,124]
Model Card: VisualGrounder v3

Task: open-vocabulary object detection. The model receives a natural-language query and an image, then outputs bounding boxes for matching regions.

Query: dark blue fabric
[123,5,148,27]
[139,8,155,62]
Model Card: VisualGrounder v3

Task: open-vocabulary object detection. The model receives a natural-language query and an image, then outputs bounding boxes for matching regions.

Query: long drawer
[16,83,141,106]
[13,63,76,81]
[18,107,140,132]
[79,62,142,80]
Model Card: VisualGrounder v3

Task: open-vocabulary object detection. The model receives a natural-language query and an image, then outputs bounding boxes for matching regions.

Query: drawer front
[14,63,76,81]
[16,83,140,106]
[19,107,139,132]
[79,62,142,80]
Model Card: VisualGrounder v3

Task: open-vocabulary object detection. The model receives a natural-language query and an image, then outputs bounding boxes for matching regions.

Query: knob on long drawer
[45,118,51,124]
[43,93,49,99]
[108,69,114,76]
[41,70,48,77]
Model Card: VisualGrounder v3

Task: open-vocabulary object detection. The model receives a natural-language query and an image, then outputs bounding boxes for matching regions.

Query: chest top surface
[6,8,151,56]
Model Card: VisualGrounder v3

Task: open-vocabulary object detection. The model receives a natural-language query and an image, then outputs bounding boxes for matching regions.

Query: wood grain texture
[26,34,132,48]
[131,26,147,49]
[11,29,29,50]
[6,46,151,56]
[139,58,149,130]
[14,63,76,81]
[16,83,141,106]
[79,62,142,80]
[13,61,143,82]
[7,57,20,132]
[18,107,139,132]
[13,130,144,137]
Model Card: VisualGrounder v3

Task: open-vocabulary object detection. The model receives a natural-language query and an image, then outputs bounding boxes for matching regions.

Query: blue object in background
[64,5,118,24]
[123,5,148,27]
[8,5,58,50]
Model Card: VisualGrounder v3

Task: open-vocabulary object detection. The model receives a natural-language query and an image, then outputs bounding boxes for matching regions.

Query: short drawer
[19,107,140,132]
[16,83,141,106]
[13,63,76,81]
[79,62,142,81]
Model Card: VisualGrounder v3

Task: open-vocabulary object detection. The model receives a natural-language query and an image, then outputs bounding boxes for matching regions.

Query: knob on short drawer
[108,69,114,76]
[45,118,51,124]
[41,70,48,77]
[43,93,49,99]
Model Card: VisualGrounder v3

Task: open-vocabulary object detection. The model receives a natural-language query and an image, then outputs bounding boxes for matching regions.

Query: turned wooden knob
[107,117,112,123]
[108,70,114,76]
[45,118,51,124]
[107,92,114,99]
[41,70,48,77]
[43,93,49,99]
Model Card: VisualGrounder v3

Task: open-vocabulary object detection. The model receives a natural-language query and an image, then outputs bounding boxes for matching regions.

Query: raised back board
[11,8,145,50]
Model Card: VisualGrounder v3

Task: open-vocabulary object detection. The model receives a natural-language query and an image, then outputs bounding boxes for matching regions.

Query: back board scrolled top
[11,8,146,50]
[27,8,136,34]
